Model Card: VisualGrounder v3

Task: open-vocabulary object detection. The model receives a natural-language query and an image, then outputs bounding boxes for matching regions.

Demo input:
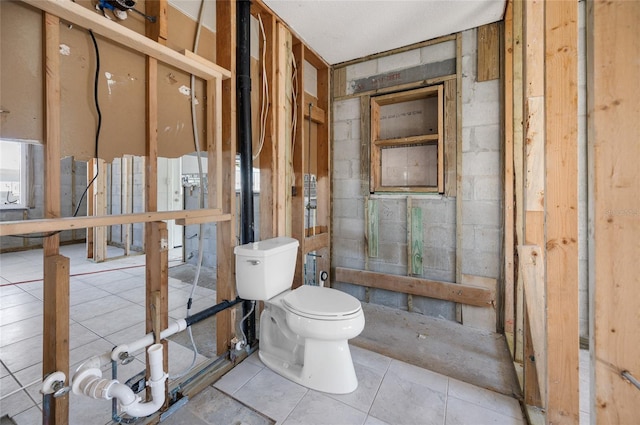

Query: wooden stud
[145,0,167,45]
[455,32,463,323]
[477,23,500,82]
[512,0,525,364]
[523,305,542,407]
[544,0,579,422]
[367,199,378,258]
[292,42,305,287]
[360,96,371,184]
[443,79,457,197]
[215,0,237,355]
[122,155,132,255]
[92,158,107,262]
[43,254,70,424]
[258,12,277,240]
[42,12,68,424]
[519,244,546,404]
[332,66,346,98]
[86,159,95,259]
[503,0,516,340]
[410,207,423,276]
[336,267,494,308]
[588,1,640,423]
[145,222,168,407]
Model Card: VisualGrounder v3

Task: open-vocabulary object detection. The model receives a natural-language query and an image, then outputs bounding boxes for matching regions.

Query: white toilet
[234,237,365,394]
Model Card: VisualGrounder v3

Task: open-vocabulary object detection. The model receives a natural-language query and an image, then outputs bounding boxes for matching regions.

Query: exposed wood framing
[519,244,546,405]
[366,199,378,258]
[503,0,515,341]
[477,22,500,82]
[512,0,525,364]
[544,1,579,422]
[454,32,463,323]
[42,12,68,422]
[291,42,306,287]
[335,267,495,308]
[277,22,293,237]
[0,210,228,236]
[443,79,457,197]
[90,158,107,262]
[255,9,278,239]
[215,0,237,355]
[588,1,640,423]
[22,0,229,80]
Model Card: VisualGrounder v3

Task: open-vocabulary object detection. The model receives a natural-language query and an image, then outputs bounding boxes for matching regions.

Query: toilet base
[259,338,358,394]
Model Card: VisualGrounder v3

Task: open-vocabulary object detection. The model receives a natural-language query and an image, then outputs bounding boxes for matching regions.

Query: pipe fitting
[72,344,167,418]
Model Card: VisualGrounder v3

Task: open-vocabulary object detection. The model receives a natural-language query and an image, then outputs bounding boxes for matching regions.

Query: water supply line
[72,344,167,419]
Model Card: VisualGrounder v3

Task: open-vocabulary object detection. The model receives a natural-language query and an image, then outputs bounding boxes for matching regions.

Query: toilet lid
[283,285,361,318]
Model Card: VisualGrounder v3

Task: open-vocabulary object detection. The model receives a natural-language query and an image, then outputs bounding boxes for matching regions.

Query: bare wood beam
[335,267,494,308]
[588,1,640,423]
[42,12,68,424]
[0,209,227,236]
[215,0,237,356]
[503,0,516,339]
[544,0,579,422]
[22,0,230,80]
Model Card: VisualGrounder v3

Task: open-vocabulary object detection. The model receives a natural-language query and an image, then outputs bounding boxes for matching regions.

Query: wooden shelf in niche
[370,85,444,193]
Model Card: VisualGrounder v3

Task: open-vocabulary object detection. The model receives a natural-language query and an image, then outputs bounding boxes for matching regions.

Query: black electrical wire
[12,29,102,239]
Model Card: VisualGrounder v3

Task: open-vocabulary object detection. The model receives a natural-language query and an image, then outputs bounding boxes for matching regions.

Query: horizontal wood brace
[375,134,439,147]
[22,0,231,80]
[303,104,325,124]
[335,267,494,307]
[303,232,329,253]
[0,209,230,236]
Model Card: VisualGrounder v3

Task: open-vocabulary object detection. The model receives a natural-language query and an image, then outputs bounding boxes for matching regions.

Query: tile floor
[1,244,528,424]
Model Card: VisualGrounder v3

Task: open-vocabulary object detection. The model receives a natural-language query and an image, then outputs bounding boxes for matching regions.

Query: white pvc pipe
[111,319,186,362]
[72,344,167,419]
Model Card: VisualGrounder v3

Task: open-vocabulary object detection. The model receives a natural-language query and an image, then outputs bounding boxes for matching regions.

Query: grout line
[442,377,450,425]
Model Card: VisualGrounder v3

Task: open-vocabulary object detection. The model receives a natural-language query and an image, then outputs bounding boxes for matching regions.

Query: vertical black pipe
[237,0,256,346]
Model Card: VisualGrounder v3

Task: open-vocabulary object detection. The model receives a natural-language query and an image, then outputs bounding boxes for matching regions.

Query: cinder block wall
[0,146,87,252]
[332,29,502,323]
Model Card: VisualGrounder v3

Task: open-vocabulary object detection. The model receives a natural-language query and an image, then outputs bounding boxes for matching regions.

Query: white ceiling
[262,0,506,65]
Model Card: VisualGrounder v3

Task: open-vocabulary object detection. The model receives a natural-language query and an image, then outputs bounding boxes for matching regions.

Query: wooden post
[291,42,305,288]
[512,0,525,364]
[145,221,168,408]
[92,158,107,262]
[503,0,516,342]
[544,0,579,422]
[588,1,640,423]
[215,0,237,355]
[42,12,69,424]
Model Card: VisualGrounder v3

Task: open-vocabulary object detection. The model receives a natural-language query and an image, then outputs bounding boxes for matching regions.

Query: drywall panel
[0,1,43,142]
[1,2,214,162]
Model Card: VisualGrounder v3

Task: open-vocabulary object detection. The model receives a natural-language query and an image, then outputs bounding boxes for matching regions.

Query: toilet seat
[282,285,362,320]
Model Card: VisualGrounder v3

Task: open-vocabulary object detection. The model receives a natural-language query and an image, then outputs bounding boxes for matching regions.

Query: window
[0,140,28,209]
[370,85,443,193]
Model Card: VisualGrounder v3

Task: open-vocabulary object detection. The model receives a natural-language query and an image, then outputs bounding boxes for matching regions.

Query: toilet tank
[234,237,299,300]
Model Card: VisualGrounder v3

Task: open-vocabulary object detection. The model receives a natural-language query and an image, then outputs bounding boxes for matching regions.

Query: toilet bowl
[234,237,365,394]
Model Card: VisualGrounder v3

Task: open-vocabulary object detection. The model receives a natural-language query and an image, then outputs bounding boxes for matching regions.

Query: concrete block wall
[460,29,502,280]
[333,36,485,322]
[0,146,87,252]
[333,30,503,323]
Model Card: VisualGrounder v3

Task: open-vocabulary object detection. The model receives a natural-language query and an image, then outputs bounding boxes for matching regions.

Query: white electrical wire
[171,0,206,381]
[253,13,269,160]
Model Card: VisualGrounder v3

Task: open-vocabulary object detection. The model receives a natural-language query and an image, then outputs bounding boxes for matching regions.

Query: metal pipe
[237,0,256,346]
[185,297,243,327]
